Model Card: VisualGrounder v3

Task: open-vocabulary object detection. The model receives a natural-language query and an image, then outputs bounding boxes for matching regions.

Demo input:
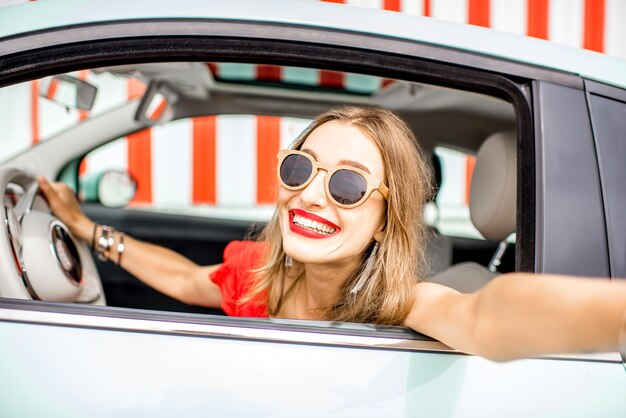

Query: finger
[37,176,55,199]
[37,176,48,189]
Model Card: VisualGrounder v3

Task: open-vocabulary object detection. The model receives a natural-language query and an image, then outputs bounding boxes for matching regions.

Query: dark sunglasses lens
[329,170,368,205]
[280,154,313,187]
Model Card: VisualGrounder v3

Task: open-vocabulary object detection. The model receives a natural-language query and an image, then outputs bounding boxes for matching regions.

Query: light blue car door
[2,302,625,418]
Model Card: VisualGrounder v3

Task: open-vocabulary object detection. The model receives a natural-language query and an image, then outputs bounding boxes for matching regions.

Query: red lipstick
[289,209,340,239]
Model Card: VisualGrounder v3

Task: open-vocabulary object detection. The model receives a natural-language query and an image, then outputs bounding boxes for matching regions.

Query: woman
[39,106,626,361]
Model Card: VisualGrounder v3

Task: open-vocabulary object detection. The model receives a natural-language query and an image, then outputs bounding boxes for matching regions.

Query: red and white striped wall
[321,0,625,58]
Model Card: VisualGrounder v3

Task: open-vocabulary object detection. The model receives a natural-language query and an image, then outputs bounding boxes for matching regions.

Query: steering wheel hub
[21,211,83,302]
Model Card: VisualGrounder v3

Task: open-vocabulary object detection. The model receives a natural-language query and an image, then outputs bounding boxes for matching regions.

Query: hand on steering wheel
[37,177,94,242]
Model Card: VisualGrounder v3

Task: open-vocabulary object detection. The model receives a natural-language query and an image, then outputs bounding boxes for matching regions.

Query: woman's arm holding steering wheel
[38,177,223,308]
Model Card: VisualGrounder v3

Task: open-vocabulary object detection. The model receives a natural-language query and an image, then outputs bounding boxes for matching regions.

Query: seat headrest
[469,131,517,242]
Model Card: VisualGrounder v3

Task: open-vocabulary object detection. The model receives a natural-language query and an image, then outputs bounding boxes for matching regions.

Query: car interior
[1,60,519,317]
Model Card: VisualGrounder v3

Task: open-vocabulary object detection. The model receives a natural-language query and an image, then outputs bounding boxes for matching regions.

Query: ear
[373,208,387,242]
[373,223,385,242]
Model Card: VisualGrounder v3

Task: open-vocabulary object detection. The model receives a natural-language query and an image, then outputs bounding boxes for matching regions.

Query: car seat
[428,131,516,292]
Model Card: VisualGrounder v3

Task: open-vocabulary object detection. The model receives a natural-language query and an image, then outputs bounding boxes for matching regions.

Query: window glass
[589,94,626,277]
[47,61,516,236]
[80,115,311,222]
[433,146,482,239]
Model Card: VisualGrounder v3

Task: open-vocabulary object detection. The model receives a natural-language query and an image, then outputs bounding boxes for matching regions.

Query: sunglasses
[277,150,389,209]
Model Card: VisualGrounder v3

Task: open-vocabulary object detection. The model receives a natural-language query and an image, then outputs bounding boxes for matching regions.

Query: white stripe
[430,0,467,24]
[346,0,383,10]
[435,147,466,206]
[0,81,31,162]
[282,67,319,86]
[151,118,193,206]
[85,138,128,173]
[548,0,584,48]
[280,117,312,149]
[345,73,382,93]
[216,115,256,206]
[605,0,626,59]
[38,90,80,140]
[216,63,256,81]
[491,0,526,36]
[401,0,424,15]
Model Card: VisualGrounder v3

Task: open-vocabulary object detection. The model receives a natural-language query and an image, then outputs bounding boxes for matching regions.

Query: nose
[298,169,328,208]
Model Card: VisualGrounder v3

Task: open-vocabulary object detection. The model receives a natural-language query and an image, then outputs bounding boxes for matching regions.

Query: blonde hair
[245,106,432,325]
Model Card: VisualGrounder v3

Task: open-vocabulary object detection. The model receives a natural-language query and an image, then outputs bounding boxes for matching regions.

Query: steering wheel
[0,168,105,305]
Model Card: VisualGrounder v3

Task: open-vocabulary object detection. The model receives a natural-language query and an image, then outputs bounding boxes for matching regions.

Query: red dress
[209,240,269,317]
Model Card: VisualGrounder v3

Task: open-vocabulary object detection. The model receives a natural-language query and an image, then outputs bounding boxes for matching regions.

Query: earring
[350,241,379,294]
[284,255,293,268]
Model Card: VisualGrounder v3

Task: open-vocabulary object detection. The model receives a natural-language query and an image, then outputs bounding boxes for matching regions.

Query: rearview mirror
[39,75,97,111]
[134,81,177,125]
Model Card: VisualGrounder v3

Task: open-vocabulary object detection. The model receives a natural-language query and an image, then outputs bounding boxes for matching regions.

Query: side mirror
[134,80,177,125]
[39,75,97,111]
[80,170,137,208]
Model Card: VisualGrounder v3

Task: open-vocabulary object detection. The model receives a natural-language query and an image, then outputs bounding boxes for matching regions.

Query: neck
[291,259,359,319]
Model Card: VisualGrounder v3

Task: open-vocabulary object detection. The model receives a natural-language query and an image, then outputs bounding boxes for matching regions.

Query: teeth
[293,214,336,234]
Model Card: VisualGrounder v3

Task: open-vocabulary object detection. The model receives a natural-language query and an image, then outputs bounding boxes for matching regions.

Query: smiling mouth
[289,209,340,238]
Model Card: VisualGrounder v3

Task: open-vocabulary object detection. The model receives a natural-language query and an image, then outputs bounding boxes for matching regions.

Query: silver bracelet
[96,225,115,261]
[116,233,125,267]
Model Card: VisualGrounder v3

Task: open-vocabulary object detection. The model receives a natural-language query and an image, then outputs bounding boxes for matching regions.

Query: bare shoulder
[413,281,463,311]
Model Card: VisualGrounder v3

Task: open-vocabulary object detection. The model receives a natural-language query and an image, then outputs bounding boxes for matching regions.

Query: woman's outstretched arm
[405,273,626,361]
[38,177,223,308]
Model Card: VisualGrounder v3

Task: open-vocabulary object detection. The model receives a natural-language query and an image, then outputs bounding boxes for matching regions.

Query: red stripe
[527,0,548,39]
[46,79,59,100]
[207,63,219,77]
[30,81,39,144]
[468,0,490,27]
[256,65,282,82]
[192,116,217,204]
[423,0,431,16]
[319,70,344,89]
[78,70,90,121]
[384,0,401,12]
[148,98,168,121]
[322,0,345,3]
[128,78,146,100]
[583,0,605,52]
[464,155,476,205]
[127,79,152,205]
[78,159,87,176]
[127,129,153,205]
[256,116,281,204]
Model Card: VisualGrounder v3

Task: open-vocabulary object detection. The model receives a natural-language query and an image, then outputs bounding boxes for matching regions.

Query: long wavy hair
[244,106,433,325]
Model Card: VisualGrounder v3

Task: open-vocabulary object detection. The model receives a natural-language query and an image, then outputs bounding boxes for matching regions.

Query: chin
[281,231,342,264]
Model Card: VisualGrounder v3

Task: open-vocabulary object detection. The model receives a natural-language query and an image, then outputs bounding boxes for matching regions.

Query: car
[1,0,625,416]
